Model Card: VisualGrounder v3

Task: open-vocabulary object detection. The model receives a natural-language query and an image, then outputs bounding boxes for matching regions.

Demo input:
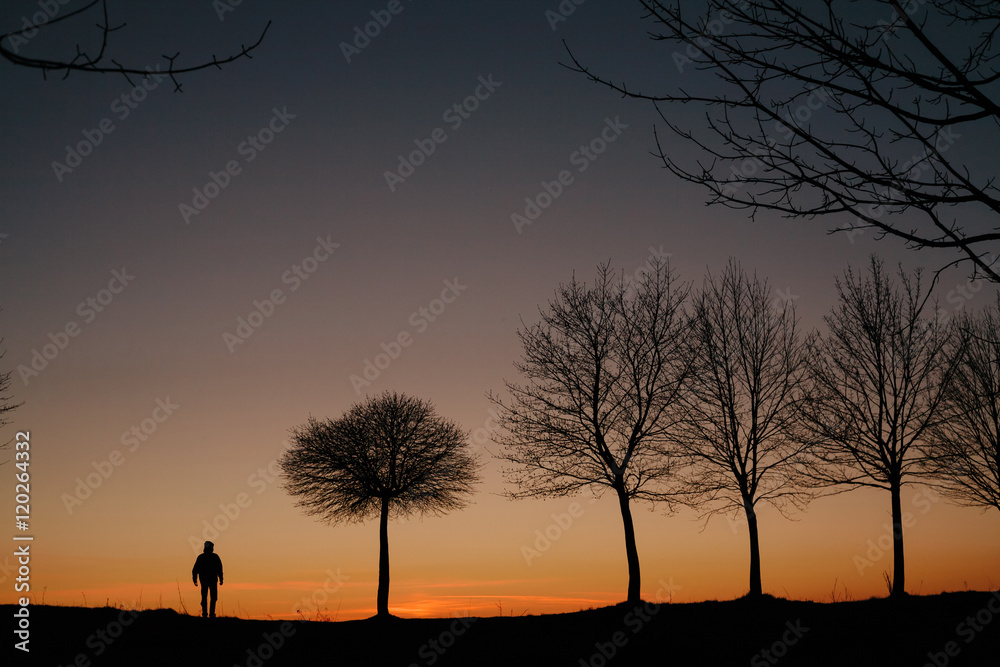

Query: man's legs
[200,582,209,617]
[209,582,218,617]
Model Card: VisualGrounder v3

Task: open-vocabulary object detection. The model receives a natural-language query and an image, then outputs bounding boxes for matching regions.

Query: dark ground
[6,591,1000,666]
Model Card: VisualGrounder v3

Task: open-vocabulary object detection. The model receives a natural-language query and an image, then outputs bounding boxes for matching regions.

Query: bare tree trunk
[745,500,763,597]
[377,496,390,616]
[615,483,641,603]
[890,484,906,598]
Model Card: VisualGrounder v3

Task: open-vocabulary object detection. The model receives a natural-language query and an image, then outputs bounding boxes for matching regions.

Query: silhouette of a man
[192,540,224,617]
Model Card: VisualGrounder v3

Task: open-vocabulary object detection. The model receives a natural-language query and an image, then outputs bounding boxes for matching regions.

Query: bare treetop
[803,257,957,491]
[493,261,691,502]
[565,1,1000,281]
[677,260,810,516]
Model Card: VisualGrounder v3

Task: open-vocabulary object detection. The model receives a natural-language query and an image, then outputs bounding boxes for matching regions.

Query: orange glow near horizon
[6,480,998,621]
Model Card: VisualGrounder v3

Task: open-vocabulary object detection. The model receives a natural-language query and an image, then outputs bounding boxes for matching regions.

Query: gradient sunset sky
[1,0,997,621]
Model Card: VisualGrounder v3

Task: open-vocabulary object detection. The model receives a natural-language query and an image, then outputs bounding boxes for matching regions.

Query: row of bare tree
[490,255,1000,602]
[280,255,997,616]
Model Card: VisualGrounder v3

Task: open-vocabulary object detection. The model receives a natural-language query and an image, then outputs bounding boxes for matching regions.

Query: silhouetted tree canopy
[566,1,1000,281]
[923,298,1000,513]
[279,391,479,617]
[673,259,810,597]
[1,0,269,91]
[490,259,691,603]
[800,256,960,597]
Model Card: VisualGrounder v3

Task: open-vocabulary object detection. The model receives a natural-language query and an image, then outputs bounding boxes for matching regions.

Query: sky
[0,0,997,621]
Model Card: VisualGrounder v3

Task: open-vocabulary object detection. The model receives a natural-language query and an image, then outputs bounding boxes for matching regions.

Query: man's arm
[218,555,223,585]
[192,556,199,586]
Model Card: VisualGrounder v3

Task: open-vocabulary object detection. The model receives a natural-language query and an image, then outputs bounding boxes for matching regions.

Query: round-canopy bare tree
[279,391,480,618]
